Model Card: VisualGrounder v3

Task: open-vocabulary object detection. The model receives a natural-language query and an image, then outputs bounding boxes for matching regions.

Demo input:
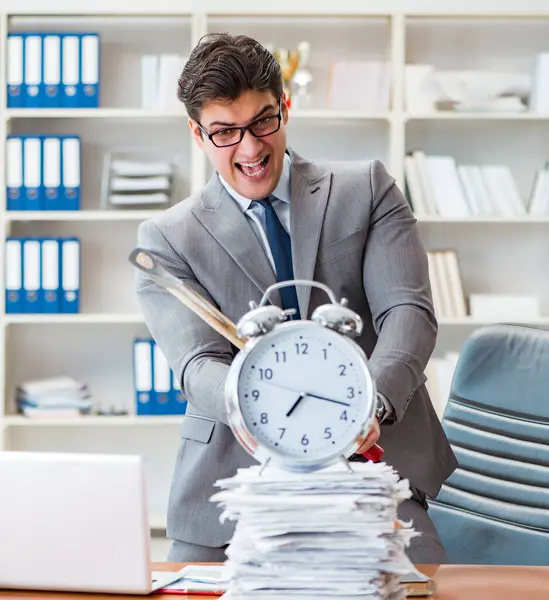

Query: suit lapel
[289,149,331,318]
[192,174,281,306]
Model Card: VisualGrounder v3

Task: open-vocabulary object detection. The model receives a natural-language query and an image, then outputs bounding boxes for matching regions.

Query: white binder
[6,136,23,210]
[80,34,99,107]
[23,136,42,210]
[24,34,42,108]
[7,34,24,107]
[43,35,61,107]
[61,238,80,313]
[41,238,60,313]
[61,35,79,107]
[153,342,172,414]
[61,136,81,210]
[134,339,153,415]
[43,137,61,210]
[23,239,41,313]
[5,239,23,313]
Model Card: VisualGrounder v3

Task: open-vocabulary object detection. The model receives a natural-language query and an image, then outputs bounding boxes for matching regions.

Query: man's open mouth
[236,155,269,177]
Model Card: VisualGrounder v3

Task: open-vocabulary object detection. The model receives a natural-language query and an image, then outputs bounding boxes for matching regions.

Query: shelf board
[8,109,549,123]
[4,313,145,325]
[5,108,188,120]
[5,108,390,122]
[416,216,549,224]
[438,317,549,326]
[406,112,549,121]
[5,210,162,222]
[2,415,183,427]
[290,109,390,120]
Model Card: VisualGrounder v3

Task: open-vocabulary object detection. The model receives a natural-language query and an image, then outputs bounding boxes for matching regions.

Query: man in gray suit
[136,33,458,564]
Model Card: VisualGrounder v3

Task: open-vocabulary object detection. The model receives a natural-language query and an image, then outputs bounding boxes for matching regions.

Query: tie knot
[253,197,272,209]
[249,198,275,216]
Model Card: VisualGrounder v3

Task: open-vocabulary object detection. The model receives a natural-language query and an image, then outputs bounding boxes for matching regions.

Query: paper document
[211,462,418,599]
[157,565,227,595]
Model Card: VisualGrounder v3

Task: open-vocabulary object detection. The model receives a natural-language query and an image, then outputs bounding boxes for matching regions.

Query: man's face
[189,89,289,201]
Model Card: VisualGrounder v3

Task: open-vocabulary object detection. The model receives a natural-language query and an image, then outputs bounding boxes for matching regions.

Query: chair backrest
[428,324,549,565]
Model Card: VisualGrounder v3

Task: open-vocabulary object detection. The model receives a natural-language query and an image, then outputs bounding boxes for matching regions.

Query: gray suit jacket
[135,148,458,547]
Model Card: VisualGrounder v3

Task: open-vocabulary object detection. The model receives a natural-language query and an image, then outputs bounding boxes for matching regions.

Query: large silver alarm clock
[225,280,377,472]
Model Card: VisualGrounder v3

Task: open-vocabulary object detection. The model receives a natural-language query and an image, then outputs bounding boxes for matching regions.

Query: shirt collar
[219,152,291,211]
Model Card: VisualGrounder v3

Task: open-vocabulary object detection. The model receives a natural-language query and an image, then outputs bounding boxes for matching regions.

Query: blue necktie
[253,198,301,319]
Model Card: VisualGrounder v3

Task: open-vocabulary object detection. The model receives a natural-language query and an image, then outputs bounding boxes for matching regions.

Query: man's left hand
[356,417,380,455]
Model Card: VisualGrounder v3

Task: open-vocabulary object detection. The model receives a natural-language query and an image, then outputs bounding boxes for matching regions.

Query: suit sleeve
[363,160,437,423]
[135,219,234,424]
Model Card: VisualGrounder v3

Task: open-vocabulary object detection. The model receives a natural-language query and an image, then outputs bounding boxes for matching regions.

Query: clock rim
[225,320,377,472]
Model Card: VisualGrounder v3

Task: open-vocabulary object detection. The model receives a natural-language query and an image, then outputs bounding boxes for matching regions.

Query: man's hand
[356,417,381,455]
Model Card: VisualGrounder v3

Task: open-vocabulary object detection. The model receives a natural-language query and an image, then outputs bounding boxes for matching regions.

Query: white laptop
[0,451,182,594]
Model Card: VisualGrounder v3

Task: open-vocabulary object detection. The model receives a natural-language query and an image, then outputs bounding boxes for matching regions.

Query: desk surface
[1,562,549,599]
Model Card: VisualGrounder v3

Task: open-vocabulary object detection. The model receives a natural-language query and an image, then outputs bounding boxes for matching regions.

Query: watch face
[228,321,376,470]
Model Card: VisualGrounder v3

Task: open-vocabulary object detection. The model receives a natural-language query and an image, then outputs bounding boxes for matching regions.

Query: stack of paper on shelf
[405,151,527,217]
[107,158,173,207]
[327,61,392,112]
[404,65,530,113]
[211,462,417,600]
[426,250,467,319]
[16,376,92,418]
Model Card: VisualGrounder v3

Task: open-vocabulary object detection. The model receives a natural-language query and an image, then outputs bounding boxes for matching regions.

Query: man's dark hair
[177,33,283,122]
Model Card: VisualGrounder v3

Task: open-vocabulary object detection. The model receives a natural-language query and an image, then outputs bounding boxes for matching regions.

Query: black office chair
[428,324,549,565]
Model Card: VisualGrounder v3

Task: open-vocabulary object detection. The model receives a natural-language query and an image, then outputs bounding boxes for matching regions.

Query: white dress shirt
[219,153,292,273]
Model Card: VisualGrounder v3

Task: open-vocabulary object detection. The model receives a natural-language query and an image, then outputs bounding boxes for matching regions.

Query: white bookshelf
[4,313,145,325]
[2,0,549,531]
[5,210,162,221]
[3,415,182,427]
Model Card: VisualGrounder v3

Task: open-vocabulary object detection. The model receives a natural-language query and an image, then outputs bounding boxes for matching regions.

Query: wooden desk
[1,562,549,599]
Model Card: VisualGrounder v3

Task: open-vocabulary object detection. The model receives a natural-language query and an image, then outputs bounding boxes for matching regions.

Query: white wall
[7,0,549,15]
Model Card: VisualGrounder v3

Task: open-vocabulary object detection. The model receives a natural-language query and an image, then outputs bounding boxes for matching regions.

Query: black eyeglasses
[196,108,282,148]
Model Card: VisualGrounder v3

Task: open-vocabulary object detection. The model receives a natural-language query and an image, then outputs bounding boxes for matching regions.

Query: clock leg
[338,455,354,473]
[259,456,272,476]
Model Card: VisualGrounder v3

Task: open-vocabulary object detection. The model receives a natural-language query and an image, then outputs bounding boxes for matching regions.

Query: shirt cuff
[378,392,394,423]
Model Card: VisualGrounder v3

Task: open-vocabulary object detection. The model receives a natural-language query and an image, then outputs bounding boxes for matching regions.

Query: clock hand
[285,394,306,417]
[258,380,352,408]
[304,392,351,407]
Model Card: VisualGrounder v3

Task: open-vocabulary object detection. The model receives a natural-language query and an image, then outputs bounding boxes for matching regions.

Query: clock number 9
[251,390,260,401]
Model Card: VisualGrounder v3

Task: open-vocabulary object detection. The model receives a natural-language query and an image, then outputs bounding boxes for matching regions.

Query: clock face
[232,321,375,469]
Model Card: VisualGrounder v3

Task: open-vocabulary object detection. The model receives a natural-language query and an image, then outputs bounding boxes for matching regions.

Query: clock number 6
[301,434,309,446]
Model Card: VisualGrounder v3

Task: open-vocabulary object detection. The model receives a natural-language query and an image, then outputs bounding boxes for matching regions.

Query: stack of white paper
[211,461,417,600]
[16,376,92,418]
[108,160,173,206]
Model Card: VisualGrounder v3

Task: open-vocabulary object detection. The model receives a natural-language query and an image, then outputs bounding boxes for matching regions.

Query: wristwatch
[375,393,388,423]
